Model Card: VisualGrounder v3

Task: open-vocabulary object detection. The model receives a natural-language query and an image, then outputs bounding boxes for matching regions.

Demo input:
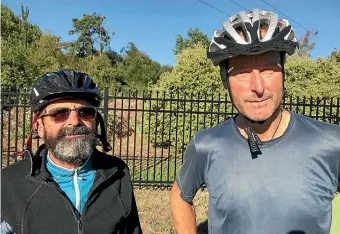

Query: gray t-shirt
[176,111,340,234]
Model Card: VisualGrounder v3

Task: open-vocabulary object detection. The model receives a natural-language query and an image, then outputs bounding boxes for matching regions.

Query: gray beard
[45,126,97,167]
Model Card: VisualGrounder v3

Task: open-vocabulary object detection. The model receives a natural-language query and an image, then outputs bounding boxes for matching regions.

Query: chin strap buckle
[244,122,262,154]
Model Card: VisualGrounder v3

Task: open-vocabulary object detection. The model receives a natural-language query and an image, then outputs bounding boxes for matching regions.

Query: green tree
[297,30,318,57]
[1,4,20,40]
[329,49,340,63]
[69,13,113,57]
[174,28,210,55]
[285,53,340,98]
[142,44,225,155]
[1,3,42,89]
[114,42,164,90]
[29,33,69,73]
[158,43,222,93]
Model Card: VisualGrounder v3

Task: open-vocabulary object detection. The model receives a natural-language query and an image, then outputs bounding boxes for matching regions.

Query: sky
[3,0,340,66]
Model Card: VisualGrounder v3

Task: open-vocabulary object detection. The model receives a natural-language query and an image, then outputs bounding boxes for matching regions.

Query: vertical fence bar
[203,93,207,128]
[22,92,27,150]
[174,92,180,181]
[217,93,221,123]
[153,91,159,182]
[189,92,193,140]
[7,98,11,166]
[167,91,173,183]
[296,96,300,114]
[132,90,138,182]
[181,94,186,164]
[282,92,286,109]
[309,96,313,118]
[224,93,228,121]
[119,90,124,159]
[230,93,234,117]
[14,88,19,162]
[302,96,306,115]
[29,105,33,155]
[126,91,131,168]
[289,95,293,112]
[139,91,146,188]
[146,90,152,183]
[210,93,214,127]
[329,97,333,123]
[103,87,109,133]
[1,91,4,168]
[336,98,340,124]
[160,91,166,182]
[112,90,117,157]
[322,98,326,122]
[196,92,200,132]
[102,87,109,153]
[316,97,320,120]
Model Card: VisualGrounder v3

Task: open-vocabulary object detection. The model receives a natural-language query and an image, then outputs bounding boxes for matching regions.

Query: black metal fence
[1,86,340,187]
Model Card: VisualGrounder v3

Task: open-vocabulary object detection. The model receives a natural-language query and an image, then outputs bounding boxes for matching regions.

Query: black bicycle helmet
[30,69,101,113]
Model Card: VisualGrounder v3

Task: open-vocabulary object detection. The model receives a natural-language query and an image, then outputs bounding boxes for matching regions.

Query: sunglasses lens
[49,108,70,122]
[78,107,97,121]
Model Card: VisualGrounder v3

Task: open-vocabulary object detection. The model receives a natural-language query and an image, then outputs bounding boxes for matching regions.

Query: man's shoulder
[92,149,129,171]
[194,117,233,142]
[294,112,340,133]
[2,157,31,180]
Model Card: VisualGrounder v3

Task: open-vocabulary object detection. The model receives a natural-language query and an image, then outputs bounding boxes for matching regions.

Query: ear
[36,118,46,139]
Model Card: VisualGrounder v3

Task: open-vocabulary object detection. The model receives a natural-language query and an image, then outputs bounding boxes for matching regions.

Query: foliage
[329,49,340,63]
[69,13,113,57]
[28,33,68,73]
[174,28,210,55]
[142,44,228,154]
[297,30,318,57]
[114,42,169,90]
[285,54,340,98]
[158,44,222,93]
[1,4,42,90]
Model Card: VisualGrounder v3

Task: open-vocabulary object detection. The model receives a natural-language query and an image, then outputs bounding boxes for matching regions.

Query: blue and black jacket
[1,144,142,234]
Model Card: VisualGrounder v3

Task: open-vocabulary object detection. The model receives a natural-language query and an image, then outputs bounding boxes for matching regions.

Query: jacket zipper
[43,179,83,233]
[74,169,84,234]
[74,169,81,211]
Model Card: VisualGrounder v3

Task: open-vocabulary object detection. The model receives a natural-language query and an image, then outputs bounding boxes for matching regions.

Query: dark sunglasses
[39,106,98,123]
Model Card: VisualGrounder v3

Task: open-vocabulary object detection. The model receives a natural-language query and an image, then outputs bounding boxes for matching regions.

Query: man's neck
[236,109,291,141]
[48,153,81,170]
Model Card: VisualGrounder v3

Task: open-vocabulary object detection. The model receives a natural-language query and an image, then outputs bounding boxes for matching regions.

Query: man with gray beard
[45,125,97,167]
[1,69,142,234]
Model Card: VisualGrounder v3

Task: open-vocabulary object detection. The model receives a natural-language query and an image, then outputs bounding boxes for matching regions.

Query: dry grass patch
[134,188,208,234]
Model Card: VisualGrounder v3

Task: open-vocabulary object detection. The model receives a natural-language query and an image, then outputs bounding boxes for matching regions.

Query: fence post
[103,87,109,133]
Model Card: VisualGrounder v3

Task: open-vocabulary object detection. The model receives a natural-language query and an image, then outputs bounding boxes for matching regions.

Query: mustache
[246,94,272,102]
[59,126,94,137]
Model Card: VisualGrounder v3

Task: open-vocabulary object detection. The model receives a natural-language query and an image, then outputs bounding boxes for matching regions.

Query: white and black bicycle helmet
[207,8,298,66]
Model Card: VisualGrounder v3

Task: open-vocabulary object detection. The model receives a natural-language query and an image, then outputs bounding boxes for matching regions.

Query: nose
[65,109,82,126]
[250,70,265,96]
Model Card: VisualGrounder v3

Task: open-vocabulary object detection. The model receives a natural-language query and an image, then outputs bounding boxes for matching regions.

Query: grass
[130,159,182,185]
[331,193,340,234]
[134,188,208,234]
[134,190,340,234]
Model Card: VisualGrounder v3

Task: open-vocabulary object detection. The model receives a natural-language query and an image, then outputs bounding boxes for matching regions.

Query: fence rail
[1,86,340,187]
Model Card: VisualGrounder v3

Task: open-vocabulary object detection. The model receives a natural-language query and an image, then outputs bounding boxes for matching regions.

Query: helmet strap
[96,113,112,152]
[240,108,283,156]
